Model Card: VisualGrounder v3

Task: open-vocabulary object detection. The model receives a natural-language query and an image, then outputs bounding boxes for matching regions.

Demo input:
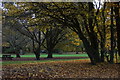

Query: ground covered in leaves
[2,60,120,79]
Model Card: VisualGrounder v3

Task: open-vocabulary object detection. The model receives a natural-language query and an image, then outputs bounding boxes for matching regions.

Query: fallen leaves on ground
[2,60,120,79]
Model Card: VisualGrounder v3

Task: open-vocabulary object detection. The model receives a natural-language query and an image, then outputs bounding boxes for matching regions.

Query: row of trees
[2,2,120,64]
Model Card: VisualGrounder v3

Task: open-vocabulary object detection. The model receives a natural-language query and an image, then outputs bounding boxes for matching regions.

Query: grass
[1,53,88,65]
[2,58,89,65]
[1,53,88,58]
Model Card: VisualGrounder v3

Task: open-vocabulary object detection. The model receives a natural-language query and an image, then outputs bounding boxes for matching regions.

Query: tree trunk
[34,48,40,60]
[78,33,96,65]
[87,2,100,63]
[32,40,40,60]
[32,31,41,60]
[16,53,20,58]
[89,34,100,63]
[114,2,120,56]
[100,41,105,62]
[110,5,114,64]
[100,3,106,62]
[47,50,53,58]
[15,48,20,58]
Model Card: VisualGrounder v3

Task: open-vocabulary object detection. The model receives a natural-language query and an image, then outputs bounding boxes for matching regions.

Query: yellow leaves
[107,3,120,8]
[105,20,111,26]
[4,3,15,10]
[2,42,9,47]
[4,3,24,16]
[93,26,98,33]
[96,16,101,20]
[27,18,39,24]
[28,27,35,32]
[73,42,80,46]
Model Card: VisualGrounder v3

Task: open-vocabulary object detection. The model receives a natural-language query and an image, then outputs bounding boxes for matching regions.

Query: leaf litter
[2,60,120,78]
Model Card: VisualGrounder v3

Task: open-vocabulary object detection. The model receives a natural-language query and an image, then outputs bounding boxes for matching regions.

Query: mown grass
[1,53,89,65]
[1,53,88,58]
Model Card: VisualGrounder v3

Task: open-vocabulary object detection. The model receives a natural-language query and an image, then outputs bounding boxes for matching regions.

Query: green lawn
[1,53,88,58]
[1,53,89,65]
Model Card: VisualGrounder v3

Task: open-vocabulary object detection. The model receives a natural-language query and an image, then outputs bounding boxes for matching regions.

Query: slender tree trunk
[100,41,105,62]
[76,46,79,54]
[110,5,114,63]
[100,3,106,62]
[114,2,120,56]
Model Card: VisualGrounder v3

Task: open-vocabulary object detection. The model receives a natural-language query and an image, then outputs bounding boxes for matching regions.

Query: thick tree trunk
[32,31,41,60]
[34,45,40,60]
[78,34,96,65]
[34,50,40,60]
[83,43,97,65]
[89,34,100,63]
[87,2,100,63]
[47,50,53,58]
[15,48,20,58]
[32,40,40,60]
[16,53,20,58]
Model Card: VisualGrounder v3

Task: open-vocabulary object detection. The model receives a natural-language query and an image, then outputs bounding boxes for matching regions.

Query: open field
[2,59,120,79]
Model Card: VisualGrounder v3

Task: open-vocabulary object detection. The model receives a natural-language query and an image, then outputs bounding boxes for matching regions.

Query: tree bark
[16,53,20,58]
[100,40,105,62]
[87,2,100,62]
[110,5,114,63]
[114,2,120,56]
[78,33,96,65]
[47,49,53,58]
[100,3,106,62]
[34,48,40,60]
[32,39,40,60]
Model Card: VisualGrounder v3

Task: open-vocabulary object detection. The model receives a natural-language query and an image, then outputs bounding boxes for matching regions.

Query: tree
[3,2,119,64]
[42,24,66,58]
[114,2,120,57]
[2,20,31,58]
[3,2,46,60]
[110,3,114,63]
[37,2,101,64]
[3,2,66,59]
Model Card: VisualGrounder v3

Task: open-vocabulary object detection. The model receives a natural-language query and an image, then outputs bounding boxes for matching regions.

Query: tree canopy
[2,2,120,64]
